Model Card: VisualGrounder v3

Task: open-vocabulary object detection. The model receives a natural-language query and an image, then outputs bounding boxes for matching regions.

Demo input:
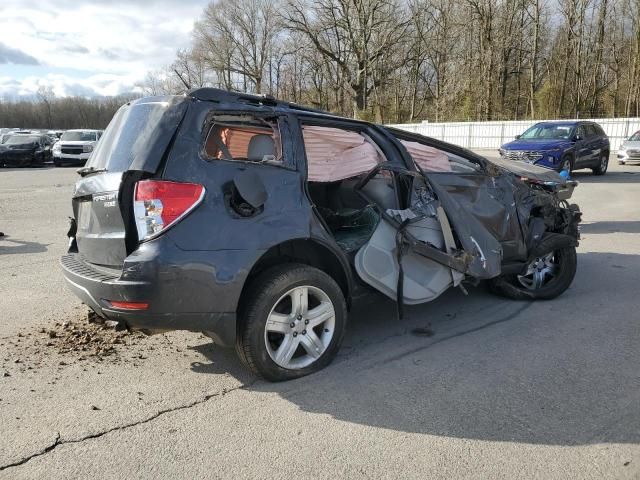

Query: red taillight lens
[134,180,204,241]
[108,301,149,310]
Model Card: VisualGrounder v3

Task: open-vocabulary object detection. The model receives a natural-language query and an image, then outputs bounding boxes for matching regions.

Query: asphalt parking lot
[0,155,639,479]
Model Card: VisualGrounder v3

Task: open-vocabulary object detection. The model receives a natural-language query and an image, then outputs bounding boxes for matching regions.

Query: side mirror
[515,135,521,139]
[572,135,581,142]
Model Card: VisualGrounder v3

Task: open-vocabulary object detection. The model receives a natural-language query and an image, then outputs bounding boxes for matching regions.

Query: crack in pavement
[337,302,533,373]
[370,302,534,368]
[272,302,534,400]
[0,302,532,471]
[0,380,257,472]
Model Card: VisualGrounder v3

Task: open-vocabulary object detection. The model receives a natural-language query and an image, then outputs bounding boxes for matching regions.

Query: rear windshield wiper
[77,166,108,177]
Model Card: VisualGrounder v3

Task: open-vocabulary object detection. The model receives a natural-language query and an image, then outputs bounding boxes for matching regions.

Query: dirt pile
[1,312,150,376]
[42,318,145,358]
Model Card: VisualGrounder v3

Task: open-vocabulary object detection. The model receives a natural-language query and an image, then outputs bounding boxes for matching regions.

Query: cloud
[0,72,142,98]
[61,45,90,55]
[0,43,40,65]
[0,0,208,97]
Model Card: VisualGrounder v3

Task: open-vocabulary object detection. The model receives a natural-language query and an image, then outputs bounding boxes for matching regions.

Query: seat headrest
[247,134,275,162]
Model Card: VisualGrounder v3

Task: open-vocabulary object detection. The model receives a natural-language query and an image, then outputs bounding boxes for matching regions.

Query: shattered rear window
[86,101,169,173]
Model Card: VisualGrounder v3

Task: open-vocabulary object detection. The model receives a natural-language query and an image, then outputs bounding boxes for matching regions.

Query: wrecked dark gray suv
[61,89,581,381]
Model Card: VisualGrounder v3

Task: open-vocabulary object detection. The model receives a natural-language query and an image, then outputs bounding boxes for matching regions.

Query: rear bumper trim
[60,253,237,346]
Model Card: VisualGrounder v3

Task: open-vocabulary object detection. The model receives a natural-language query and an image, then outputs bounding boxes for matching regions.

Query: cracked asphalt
[1,156,639,479]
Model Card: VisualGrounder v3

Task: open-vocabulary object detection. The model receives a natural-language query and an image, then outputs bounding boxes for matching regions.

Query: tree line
[2,0,639,129]
[0,87,136,130]
[142,0,640,123]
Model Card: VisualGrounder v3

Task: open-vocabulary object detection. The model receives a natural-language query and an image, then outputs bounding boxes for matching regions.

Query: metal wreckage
[61,89,582,380]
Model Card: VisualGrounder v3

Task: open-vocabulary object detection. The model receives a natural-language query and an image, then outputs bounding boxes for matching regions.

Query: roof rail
[188,88,277,106]
[187,87,329,115]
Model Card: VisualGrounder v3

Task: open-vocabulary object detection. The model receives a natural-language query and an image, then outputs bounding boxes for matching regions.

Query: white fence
[388,117,640,151]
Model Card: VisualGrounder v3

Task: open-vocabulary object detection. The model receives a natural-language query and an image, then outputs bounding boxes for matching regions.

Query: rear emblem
[93,193,117,208]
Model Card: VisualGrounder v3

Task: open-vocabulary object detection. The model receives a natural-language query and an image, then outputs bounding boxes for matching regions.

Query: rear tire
[489,234,577,300]
[236,263,347,382]
[592,152,609,175]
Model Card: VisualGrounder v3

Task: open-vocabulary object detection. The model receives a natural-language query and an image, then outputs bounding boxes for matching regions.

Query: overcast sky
[0,0,208,98]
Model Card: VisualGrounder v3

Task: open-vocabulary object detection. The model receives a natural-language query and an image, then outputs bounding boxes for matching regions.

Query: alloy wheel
[600,155,608,172]
[264,285,336,369]
[517,253,558,290]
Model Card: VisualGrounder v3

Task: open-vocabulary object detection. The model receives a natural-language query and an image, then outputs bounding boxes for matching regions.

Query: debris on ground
[411,324,435,337]
[43,319,145,357]
[1,313,149,377]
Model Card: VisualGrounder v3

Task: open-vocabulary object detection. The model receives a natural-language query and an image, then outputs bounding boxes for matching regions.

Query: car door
[42,136,52,160]
[387,131,512,275]
[574,124,591,167]
[584,125,602,165]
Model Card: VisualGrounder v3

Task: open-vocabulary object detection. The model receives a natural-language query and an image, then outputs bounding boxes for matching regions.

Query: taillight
[108,300,149,310]
[134,180,205,241]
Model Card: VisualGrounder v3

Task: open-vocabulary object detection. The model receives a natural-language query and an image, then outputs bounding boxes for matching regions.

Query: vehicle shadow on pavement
[192,251,640,447]
[0,236,49,255]
[0,166,56,172]
[580,221,640,234]
[572,170,640,183]
[189,342,255,381]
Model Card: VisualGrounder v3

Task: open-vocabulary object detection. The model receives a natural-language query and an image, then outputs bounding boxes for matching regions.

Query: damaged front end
[352,154,581,309]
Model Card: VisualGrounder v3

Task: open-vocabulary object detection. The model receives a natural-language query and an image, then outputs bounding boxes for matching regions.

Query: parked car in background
[0,133,53,167]
[53,129,103,167]
[60,89,581,381]
[0,127,19,140]
[617,130,640,165]
[47,130,64,139]
[499,121,610,175]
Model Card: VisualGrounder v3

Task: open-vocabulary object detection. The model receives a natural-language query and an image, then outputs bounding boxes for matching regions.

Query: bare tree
[283,0,410,118]
[194,0,284,94]
[36,86,55,128]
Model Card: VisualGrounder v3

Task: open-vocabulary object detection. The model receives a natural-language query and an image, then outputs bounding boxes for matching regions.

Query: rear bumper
[60,252,237,346]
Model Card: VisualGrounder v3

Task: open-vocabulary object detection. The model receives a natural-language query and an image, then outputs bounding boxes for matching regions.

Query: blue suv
[499,121,610,175]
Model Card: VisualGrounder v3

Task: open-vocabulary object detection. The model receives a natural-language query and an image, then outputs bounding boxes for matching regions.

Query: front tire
[592,152,609,175]
[489,234,577,300]
[236,264,347,381]
[558,155,573,173]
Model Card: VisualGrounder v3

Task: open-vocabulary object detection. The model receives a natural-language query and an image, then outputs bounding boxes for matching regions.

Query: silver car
[618,130,640,165]
[52,129,103,167]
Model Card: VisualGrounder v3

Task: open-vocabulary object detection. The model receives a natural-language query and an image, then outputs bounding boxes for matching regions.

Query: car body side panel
[160,101,354,307]
[423,175,503,278]
[426,172,525,263]
[382,129,523,276]
[162,102,312,253]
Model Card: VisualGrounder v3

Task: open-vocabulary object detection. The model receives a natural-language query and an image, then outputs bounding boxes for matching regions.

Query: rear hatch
[72,96,187,267]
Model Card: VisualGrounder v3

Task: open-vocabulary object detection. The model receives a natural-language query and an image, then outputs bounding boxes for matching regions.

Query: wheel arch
[237,238,353,316]
[561,150,575,161]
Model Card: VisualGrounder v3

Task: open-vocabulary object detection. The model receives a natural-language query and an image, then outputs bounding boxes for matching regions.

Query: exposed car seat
[247,134,275,162]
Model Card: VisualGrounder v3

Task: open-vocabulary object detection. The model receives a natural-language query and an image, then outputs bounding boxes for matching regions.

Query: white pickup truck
[53,129,103,167]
